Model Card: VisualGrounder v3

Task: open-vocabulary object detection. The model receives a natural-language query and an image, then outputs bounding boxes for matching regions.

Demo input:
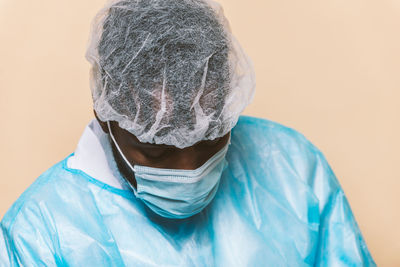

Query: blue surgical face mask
[107,121,230,219]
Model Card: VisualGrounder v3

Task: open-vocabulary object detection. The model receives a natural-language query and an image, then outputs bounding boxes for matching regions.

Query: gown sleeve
[0,198,61,266]
[311,151,376,266]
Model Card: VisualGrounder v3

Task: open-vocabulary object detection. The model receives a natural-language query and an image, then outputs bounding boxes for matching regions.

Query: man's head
[86,0,255,149]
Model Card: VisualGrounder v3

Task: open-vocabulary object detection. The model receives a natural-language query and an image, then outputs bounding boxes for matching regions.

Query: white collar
[67,119,130,190]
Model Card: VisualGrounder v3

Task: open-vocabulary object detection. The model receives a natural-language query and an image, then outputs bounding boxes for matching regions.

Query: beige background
[1,0,399,265]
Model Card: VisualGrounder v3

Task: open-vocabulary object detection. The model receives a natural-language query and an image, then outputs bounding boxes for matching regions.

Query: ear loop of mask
[107,121,138,180]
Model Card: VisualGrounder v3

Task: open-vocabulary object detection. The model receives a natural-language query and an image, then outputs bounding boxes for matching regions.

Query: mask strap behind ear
[107,121,137,173]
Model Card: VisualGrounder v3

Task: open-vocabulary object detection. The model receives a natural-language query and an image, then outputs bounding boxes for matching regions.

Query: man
[1,0,375,266]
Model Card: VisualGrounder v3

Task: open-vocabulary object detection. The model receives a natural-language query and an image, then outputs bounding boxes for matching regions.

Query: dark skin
[94,110,231,189]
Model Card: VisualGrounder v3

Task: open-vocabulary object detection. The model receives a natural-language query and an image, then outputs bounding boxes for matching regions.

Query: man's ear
[93,110,109,134]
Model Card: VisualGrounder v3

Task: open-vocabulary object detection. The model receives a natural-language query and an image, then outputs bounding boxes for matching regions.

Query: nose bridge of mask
[134,140,230,183]
[107,120,231,183]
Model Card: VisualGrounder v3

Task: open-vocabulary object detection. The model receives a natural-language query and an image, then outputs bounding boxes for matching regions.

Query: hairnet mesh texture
[86,0,255,148]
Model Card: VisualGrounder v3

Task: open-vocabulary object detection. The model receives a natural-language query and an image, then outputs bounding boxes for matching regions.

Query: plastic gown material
[0,116,376,266]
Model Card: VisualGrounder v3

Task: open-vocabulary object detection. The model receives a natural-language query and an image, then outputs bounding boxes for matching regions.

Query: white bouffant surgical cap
[85,0,255,148]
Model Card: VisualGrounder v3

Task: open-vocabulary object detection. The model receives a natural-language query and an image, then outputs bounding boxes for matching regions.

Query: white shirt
[67,119,130,190]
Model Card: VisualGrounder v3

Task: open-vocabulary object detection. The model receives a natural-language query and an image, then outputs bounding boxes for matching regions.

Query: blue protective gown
[0,116,376,266]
